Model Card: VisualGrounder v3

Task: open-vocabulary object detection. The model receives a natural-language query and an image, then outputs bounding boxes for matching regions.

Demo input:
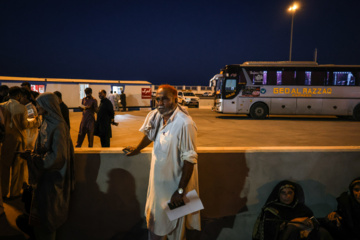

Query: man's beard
[157,103,177,116]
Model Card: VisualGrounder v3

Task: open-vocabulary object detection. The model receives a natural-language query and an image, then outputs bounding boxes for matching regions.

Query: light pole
[288,3,298,61]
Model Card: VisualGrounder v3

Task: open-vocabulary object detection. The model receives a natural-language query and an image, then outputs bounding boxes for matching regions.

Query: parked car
[178,91,199,107]
[202,91,213,97]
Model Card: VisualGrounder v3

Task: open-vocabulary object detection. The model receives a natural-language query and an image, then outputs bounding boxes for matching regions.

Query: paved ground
[70,108,360,148]
[2,108,360,239]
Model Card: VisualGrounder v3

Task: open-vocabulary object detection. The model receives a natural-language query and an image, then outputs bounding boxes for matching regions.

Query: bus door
[222,78,238,113]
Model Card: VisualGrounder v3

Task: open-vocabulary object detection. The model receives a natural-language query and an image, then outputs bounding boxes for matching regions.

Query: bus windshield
[184,92,195,96]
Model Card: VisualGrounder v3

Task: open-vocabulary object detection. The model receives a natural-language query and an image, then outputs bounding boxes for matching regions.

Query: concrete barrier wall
[59,147,360,240]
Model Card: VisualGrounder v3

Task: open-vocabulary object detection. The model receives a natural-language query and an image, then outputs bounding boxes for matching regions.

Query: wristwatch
[177,188,184,194]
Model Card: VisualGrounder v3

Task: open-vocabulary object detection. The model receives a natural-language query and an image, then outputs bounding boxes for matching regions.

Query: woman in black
[253,180,332,240]
[325,177,360,240]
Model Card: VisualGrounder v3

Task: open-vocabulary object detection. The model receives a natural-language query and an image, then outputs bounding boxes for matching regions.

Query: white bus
[209,61,360,120]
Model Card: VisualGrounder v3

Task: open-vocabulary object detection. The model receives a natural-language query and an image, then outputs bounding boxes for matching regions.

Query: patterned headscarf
[349,177,360,197]
[265,180,305,206]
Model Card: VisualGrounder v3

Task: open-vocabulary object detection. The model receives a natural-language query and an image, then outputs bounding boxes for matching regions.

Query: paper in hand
[164,189,204,221]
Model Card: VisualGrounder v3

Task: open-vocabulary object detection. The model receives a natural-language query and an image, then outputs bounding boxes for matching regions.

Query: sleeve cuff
[181,150,198,164]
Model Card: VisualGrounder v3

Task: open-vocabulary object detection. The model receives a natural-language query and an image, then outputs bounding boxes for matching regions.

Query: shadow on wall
[191,153,249,239]
[59,154,145,240]
[298,179,337,217]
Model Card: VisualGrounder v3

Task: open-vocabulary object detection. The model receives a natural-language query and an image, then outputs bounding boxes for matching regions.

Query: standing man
[54,91,70,128]
[125,84,200,239]
[20,88,39,151]
[0,87,39,199]
[20,82,39,105]
[115,91,120,111]
[76,88,98,148]
[108,91,117,111]
[94,90,118,147]
[120,90,126,112]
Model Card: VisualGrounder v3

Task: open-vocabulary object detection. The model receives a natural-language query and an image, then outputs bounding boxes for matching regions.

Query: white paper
[164,189,204,221]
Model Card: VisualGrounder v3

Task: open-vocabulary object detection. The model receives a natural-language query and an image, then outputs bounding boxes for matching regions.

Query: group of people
[75,88,118,148]
[0,83,199,239]
[0,85,41,204]
[1,82,358,240]
[107,90,127,112]
[253,178,360,240]
[0,83,75,240]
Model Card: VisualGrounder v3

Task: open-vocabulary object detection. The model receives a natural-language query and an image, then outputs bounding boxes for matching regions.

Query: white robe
[140,107,201,236]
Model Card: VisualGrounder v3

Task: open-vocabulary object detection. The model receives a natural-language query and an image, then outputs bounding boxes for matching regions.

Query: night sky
[0,0,359,86]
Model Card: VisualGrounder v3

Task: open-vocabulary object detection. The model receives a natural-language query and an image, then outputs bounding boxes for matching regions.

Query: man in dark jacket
[54,91,70,128]
[120,90,127,112]
[94,90,118,147]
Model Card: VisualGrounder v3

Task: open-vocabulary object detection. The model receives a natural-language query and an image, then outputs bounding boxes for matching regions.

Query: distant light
[288,3,299,12]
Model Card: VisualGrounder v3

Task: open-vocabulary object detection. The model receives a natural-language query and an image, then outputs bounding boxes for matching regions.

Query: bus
[209,61,360,120]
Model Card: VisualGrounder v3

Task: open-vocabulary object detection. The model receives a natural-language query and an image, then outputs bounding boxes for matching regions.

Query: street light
[288,3,299,61]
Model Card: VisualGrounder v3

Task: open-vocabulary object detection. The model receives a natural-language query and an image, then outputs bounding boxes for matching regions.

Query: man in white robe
[125,84,200,240]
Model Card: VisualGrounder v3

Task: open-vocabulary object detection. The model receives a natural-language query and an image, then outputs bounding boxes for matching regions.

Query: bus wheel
[250,103,268,119]
[353,104,360,121]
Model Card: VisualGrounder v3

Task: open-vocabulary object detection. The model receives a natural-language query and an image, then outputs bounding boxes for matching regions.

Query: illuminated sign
[141,88,152,99]
[273,87,332,97]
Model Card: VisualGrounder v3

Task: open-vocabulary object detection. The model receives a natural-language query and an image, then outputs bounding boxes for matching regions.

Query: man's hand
[123,146,140,156]
[170,190,184,207]
[327,212,342,227]
[19,150,32,161]
[112,122,119,126]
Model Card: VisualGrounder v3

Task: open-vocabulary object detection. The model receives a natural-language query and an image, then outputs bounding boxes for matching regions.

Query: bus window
[215,79,222,95]
[263,71,267,85]
[305,72,311,85]
[353,71,360,86]
[247,71,266,85]
[276,71,282,85]
[225,79,237,93]
[333,72,354,86]
[295,71,305,85]
[267,71,277,85]
[282,70,295,85]
[311,71,327,85]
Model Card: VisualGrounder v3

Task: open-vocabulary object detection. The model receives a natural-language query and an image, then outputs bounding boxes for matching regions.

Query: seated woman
[253,180,332,240]
[325,177,360,240]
